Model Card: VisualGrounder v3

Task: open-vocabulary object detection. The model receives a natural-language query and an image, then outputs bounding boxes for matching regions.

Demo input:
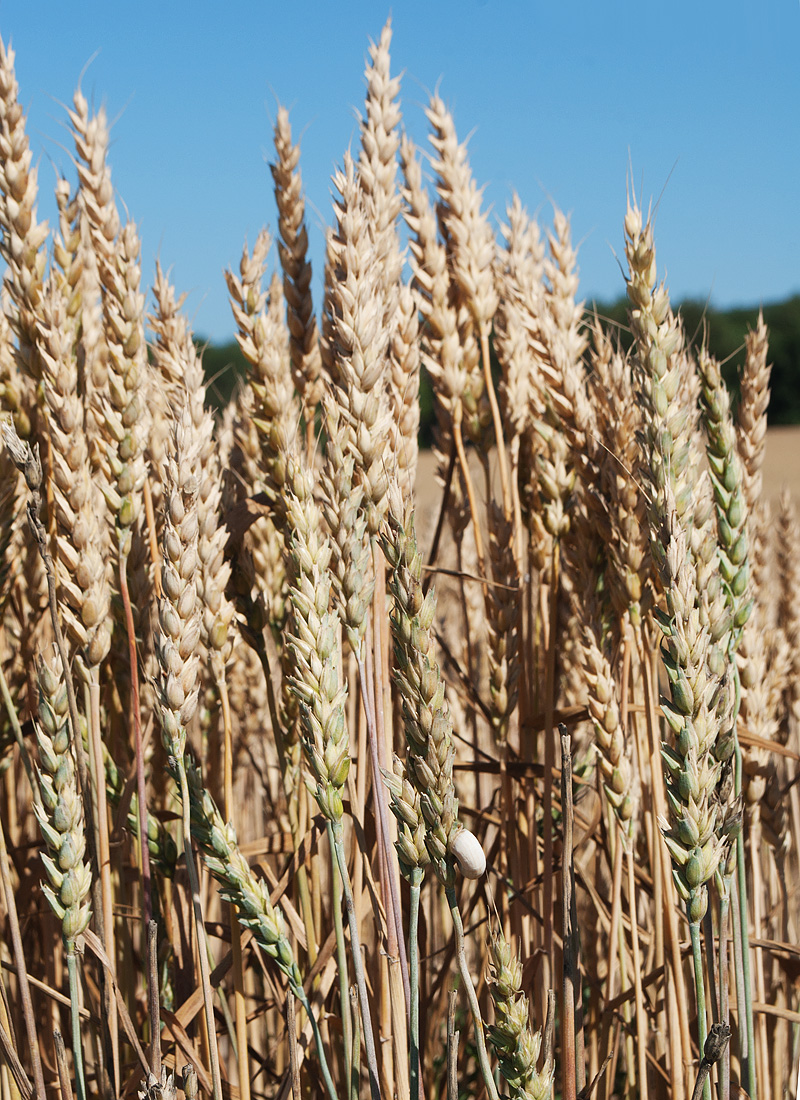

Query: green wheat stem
[66,951,86,1100]
[327,820,353,1089]
[331,820,381,1100]
[445,885,499,1100]
[689,919,710,1100]
[295,984,340,1100]
[409,873,422,1100]
[349,986,361,1100]
[175,756,224,1100]
[718,886,731,1100]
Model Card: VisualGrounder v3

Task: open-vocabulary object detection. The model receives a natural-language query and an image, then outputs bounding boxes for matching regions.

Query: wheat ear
[153,406,222,1100]
[488,930,554,1100]
[0,35,47,382]
[33,652,91,1100]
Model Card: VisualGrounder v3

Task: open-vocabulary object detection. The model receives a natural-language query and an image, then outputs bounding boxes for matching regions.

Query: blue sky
[0,1,798,342]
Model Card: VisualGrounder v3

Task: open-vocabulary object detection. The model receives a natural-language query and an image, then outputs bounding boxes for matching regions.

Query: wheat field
[0,19,798,1100]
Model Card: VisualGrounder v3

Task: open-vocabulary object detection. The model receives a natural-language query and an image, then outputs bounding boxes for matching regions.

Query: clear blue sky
[1,1,798,342]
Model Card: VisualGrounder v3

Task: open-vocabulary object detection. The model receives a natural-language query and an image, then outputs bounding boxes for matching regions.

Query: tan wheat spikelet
[271,106,323,422]
[154,405,203,761]
[400,134,466,444]
[0,35,48,383]
[388,280,421,503]
[326,153,393,535]
[39,276,112,668]
[426,94,497,339]
[358,17,403,331]
[736,311,771,515]
[226,230,299,513]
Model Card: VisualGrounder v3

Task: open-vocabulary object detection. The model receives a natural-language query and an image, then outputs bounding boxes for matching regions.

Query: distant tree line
[199,293,800,438]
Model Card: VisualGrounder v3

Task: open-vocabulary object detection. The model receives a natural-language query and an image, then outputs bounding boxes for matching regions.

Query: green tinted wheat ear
[154,408,202,760]
[34,654,92,948]
[381,487,484,884]
[186,759,301,984]
[625,203,693,523]
[651,490,724,924]
[383,754,430,882]
[488,930,554,1100]
[185,759,338,1100]
[283,451,350,824]
[382,487,496,1097]
[321,398,374,659]
[34,652,91,1100]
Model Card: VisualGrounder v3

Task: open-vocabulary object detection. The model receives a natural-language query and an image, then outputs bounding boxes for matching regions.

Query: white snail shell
[451,829,486,880]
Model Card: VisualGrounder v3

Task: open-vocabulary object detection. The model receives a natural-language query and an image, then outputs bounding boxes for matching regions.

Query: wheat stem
[327,820,353,1089]
[175,756,223,1100]
[689,920,710,1100]
[65,952,86,1100]
[331,821,381,1100]
[221,676,250,1100]
[734,738,756,1098]
[408,872,422,1100]
[446,886,499,1100]
[119,549,153,930]
[0,819,44,1100]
